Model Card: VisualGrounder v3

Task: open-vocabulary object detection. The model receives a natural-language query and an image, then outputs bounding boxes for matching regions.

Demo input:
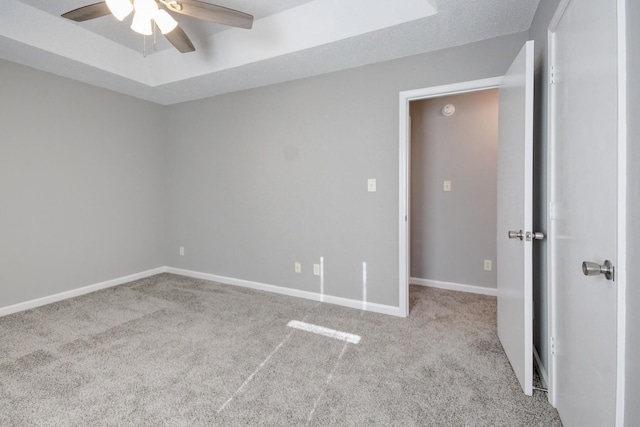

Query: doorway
[399,42,537,396]
[398,77,503,318]
[408,90,499,297]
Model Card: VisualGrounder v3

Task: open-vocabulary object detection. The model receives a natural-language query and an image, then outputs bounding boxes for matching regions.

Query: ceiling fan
[61,0,254,53]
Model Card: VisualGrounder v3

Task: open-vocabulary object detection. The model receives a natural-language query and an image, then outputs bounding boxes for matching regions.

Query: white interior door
[549,0,619,424]
[496,40,534,396]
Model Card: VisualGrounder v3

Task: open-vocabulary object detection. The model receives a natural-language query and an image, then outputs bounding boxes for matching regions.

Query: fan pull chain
[153,20,157,52]
[143,35,147,58]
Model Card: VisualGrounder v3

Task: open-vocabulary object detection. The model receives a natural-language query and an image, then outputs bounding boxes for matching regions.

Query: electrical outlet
[443,180,452,192]
[313,264,320,276]
[484,260,492,271]
[295,262,301,273]
[179,247,184,256]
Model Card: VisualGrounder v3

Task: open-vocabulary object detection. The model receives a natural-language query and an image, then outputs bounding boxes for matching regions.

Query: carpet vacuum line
[216,308,319,413]
[306,341,349,425]
[216,328,295,413]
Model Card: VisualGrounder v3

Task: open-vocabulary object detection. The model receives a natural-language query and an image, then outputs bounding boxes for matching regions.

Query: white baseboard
[0,267,167,318]
[167,267,404,317]
[533,346,549,389]
[410,277,497,296]
[0,266,403,319]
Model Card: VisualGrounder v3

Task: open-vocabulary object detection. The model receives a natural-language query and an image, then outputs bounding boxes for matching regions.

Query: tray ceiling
[0,0,540,105]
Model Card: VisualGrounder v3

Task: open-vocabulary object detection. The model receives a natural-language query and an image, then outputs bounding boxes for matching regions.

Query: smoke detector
[442,104,455,116]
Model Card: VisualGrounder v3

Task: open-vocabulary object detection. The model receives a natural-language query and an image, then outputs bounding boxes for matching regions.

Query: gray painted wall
[0,60,166,307]
[625,0,640,422]
[410,90,498,288]
[528,0,562,379]
[164,33,527,307]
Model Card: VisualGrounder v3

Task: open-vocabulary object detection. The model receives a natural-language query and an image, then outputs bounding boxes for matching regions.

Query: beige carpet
[0,273,561,426]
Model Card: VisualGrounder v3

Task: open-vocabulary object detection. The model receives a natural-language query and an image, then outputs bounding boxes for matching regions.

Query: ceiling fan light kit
[106,0,133,21]
[62,0,254,54]
[154,9,178,34]
[130,9,153,35]
[133,0,158,19]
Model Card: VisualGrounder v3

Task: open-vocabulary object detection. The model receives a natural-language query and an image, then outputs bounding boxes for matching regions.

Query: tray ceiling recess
[0,0,540,105]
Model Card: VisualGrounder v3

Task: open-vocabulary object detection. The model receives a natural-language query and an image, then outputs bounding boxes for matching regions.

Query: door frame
[398,76,503,318]
[546,0,627,421]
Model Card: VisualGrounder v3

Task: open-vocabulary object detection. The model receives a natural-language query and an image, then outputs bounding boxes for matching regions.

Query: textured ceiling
[0,0,540,105]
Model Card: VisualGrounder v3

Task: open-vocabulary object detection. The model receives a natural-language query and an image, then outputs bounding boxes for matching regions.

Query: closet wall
[410,89,499,290]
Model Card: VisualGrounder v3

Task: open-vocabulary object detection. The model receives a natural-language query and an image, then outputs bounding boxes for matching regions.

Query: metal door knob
[508,230,545,241]
[508,230,524,240]
[582,260,614,281]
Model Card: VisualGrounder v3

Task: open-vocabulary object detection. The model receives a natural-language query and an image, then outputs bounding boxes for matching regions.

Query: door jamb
[614,0,627,424]
[398,76,502,318]
[546,1,566,408]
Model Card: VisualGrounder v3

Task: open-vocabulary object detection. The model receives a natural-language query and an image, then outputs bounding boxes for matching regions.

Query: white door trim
[546,0,567,407]
[615,0,627,424]
[547,0,627,421]
[398,76,502,318]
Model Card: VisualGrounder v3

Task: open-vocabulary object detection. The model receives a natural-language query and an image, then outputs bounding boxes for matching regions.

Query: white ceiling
[1,0,540,105]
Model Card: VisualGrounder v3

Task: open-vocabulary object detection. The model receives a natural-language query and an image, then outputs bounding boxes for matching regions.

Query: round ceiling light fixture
[442,104,455,116]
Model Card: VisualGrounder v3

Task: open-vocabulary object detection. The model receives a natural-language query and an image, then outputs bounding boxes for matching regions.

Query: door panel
[549,0,618,425]
[496,40,534,396]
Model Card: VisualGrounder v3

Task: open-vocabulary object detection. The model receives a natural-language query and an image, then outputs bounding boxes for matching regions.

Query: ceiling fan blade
[163,0,253,29]
[164,24,196,53]
[62,2,111,22]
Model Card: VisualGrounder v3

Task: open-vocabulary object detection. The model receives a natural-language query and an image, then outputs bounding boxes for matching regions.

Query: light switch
[368,179,377,192]
[443,180,452,192]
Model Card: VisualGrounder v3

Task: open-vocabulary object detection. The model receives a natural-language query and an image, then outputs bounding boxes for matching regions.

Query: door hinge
[550,65,556,85]
[550,336,556,356]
